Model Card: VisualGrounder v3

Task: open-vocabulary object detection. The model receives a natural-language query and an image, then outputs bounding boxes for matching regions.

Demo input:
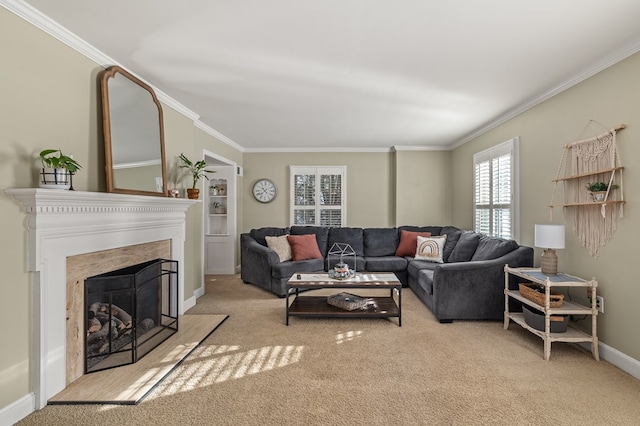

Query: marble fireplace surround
[5,189,197,409]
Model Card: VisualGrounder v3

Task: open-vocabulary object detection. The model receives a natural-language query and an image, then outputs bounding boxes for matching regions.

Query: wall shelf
[549,126,625,257]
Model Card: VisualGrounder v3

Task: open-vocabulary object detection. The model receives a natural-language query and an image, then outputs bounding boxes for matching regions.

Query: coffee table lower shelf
[287,296,400,325]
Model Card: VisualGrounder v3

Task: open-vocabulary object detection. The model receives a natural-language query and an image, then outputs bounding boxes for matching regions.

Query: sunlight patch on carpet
[336,330,363,344]
[150,345,305,397]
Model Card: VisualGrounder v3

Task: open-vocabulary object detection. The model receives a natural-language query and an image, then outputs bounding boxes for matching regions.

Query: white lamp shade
[534,224,565,249]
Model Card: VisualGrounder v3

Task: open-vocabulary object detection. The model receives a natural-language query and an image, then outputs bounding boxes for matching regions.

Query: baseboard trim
[183,295,196,312]
[0,392,34,426]
[194,285,205,300]
[579,341,640,379]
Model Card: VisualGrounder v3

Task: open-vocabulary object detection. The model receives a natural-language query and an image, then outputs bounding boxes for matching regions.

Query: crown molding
[5,0,640,153]
[1,0,114,65]
[393,145,449,152]
[451,35,640,149]
[2,0,239,150]
[194,120,244,152]
[244,146,393,153]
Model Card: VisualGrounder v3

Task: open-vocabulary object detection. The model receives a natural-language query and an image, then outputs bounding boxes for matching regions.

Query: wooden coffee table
[286,272,402,326]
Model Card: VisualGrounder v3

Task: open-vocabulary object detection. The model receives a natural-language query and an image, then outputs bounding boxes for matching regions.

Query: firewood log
[87,317,101,333]
[109,304,133,327]
[88,302,103,319]
[88,325,107,345]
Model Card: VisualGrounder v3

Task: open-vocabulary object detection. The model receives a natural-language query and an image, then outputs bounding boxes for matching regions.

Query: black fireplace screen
[84,258,178,373]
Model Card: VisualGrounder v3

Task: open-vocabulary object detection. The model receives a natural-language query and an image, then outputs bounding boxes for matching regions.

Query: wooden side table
[504,266,599,360]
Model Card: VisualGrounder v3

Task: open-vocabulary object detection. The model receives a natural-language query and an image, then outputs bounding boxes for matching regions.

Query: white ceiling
[16,0,640,151]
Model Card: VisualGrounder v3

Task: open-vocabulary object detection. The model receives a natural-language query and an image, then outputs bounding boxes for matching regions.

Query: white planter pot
[39,168,71,190]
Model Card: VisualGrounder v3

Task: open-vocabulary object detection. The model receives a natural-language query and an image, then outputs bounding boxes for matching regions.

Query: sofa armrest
[240,233,281,288]
[430,246,533,321]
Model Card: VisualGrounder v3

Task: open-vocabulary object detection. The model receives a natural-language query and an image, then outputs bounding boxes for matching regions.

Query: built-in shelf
[204,167,236,274]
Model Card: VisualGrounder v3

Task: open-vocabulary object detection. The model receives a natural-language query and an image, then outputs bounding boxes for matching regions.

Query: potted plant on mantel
[178,153,215,199]
[586,181,619,202]
[39,149,82,190]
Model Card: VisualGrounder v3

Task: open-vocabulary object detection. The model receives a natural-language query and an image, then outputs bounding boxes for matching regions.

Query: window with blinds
[290,166,346,226]
[473,137,519,240]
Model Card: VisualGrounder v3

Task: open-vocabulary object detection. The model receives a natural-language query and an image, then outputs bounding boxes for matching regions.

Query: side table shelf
[504,266,599,361]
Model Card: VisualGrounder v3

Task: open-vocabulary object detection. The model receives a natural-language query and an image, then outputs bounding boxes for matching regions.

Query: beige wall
[242,150,453,232]
[0,7,103,407]
[0,8,242,411]
[395,150,452,226]
[451,51,640,361]
[242,152,399,230]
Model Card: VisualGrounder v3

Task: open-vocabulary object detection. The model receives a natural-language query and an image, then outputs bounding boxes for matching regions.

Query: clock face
[252,179,277,203]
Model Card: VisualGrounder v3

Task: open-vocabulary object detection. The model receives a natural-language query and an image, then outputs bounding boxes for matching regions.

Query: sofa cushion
[271,258,325,279]
[250,227,289,246]
[265,235,292,262]
[440,226,462,262]
[399,225,443,236]
[447,231,481,262]
[416,268,435,295]
[364,228,399,257]
[364,256,408,272]
[415,235,447,263]
[287,234,323,261]
[328,227,364,256]
[290,226,330,256]
[470,235,519,261]
[395,230,432,257]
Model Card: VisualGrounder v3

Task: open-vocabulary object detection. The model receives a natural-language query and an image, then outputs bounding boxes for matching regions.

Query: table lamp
[534,224,565,275]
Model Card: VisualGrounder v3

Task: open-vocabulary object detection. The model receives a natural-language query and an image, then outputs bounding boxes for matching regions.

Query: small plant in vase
[586,181,619,202]
[39,149,82,190]
[210,185,225,196]
[178,153,215,199]
[211,201,226,214]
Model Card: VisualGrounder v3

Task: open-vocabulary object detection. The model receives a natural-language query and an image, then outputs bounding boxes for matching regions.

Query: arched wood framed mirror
[101,66,168,196]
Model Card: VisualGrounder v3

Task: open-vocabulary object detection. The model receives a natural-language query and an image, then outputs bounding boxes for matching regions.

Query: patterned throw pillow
[265,235,292,262]
[415,235,447,263]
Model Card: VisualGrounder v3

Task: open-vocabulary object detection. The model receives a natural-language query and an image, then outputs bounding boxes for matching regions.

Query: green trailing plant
[39,149,82,173]
[178,153,215,189]
[586,181,619,192]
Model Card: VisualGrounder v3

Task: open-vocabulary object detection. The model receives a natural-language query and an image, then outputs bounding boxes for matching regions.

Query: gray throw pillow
[470,236,519,261]
[447,231,481,262]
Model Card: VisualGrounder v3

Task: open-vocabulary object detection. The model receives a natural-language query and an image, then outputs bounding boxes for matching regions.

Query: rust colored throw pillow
[395,230,432,257]
[287,234,323,261]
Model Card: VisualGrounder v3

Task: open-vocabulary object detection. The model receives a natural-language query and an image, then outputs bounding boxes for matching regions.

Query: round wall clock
[252,178,277,203]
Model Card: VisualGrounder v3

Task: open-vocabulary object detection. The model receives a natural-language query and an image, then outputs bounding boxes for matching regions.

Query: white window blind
[473,137,519,240]
[290,166,346,226]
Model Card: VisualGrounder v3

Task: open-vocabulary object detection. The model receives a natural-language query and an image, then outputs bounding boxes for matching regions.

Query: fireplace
[5,188,196,409]
[85,259,178,373]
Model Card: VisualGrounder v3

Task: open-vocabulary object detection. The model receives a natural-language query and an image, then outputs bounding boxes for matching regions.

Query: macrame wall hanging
[549,122,626,257]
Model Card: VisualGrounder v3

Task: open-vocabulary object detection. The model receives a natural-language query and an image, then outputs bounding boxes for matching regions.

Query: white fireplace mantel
[5,188,197,409]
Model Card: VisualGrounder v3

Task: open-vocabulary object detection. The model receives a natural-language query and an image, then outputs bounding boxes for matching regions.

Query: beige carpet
[18,275,640,425]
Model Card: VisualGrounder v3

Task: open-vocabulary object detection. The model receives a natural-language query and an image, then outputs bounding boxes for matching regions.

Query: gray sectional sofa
[240,225,533,322]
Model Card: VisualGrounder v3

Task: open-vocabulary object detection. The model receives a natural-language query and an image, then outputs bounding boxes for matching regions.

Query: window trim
[289,165,347,227]
[472,137,520,241]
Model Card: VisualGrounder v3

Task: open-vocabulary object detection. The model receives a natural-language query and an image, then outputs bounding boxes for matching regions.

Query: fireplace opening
[84,258,178,373]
